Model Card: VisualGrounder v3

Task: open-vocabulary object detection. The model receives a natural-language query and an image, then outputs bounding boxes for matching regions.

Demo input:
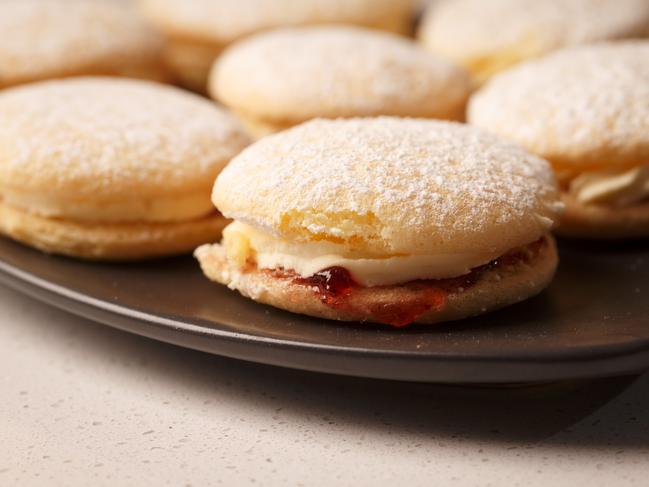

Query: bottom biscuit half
[558,193,649,239]
[195,234,558,327]
[0,201,228,260]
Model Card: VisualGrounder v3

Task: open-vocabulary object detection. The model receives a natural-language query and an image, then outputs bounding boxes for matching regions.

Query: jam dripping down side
[294,266,447,327]
[288,237,546,328]
[294,266,356,306]
[366,288,447,328]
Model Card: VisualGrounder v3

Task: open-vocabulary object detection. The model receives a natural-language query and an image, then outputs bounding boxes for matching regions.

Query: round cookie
[0,0,168,89]
[418,0,649,83]
[138,0,416,92]
[210,26,472,138]
[468,42,649,238]
[196,117,562,326]
[0,77,250,260]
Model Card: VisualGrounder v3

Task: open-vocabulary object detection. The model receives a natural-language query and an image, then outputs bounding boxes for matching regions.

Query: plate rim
[2,254,649,384]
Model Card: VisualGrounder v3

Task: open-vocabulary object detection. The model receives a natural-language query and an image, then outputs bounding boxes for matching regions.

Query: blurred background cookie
[197,118,562,326]
[418,0,649,84]
[138,0,416,92]
[0,77,250,259]
[209,26,471,138]
[0,0,168,89]
[469,42,649,238]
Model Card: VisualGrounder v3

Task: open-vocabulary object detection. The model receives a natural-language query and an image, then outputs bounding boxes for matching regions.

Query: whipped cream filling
[1,189,214,223]
[222,221,504,287]
[569,164,649,207]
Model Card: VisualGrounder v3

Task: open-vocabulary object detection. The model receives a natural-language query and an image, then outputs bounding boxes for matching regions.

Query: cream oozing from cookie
[2,190,214,223]
[223,221,506,287]
[568,164,649,207]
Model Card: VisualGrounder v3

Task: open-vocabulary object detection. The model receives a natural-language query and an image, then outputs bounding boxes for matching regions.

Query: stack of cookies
[1,0,647,327]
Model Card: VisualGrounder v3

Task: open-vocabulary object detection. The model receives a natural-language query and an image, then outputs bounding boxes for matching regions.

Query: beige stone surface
[1,286,648,486]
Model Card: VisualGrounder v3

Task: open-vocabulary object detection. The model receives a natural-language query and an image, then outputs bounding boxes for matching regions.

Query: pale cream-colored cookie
[0,77,250,259]
[139,0,416,92]
[469,42,649,238]
[210,26,472,138]
[0,0,168,89]
[0,202,228,261]
[196,118,562,326]
[419,0,649,83]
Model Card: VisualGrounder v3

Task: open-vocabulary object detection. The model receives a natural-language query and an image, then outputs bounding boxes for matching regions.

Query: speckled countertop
[1,286,648,486]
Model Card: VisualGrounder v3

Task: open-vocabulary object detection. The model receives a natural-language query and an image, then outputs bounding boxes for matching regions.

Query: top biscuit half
[468,41,649,238]
[210,26,472,137]
[138,0,416,91]
[0,77,250,259]
[419,0,649,83]
[0,0,168,89]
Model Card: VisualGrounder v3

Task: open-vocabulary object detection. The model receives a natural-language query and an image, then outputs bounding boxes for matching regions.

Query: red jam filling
[287,238,545,328]
[367,289,447,328]
[295,266,447,328]
[294,266,356,306]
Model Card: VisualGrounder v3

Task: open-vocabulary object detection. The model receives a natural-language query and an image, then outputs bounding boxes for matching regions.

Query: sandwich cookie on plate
[210,26,471,138]
[138,0,416,92]
[0,77,250,260]
[418,0,649,84]
[469,42,649,238]
[196,117,562,327]
[0,0,168,89]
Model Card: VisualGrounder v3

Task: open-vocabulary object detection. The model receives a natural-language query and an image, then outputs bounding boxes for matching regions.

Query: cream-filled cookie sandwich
[210,26,471,138]
[196,118,562,327]
[0,0,168,89]
[469,42,649,238]
[418,0,649,84]
[138,0,416,92]
[0,77,250,260]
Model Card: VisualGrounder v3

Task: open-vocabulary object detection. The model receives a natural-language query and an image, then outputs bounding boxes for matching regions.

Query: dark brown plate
[0,236,648,383]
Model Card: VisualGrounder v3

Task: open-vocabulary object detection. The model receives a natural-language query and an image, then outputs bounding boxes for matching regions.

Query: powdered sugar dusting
[215,117,561,255]
[0,77,249,198]
[420,0,649,63]
[213,26,470,122]
[0,0,163,87]
[469,42,649,166]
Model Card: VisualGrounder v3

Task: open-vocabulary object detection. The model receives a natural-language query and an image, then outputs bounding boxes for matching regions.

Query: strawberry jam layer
[268,238,546,327]
[294,266,447,327]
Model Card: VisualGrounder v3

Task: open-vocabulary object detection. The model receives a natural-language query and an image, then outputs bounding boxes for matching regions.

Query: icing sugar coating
[0,77,250,202]
[420,0,649,70]
[0,0,164,88]
[468,42,649,168]
[214,118,561,256]
[140,0,415,44]
[211,26,471,124]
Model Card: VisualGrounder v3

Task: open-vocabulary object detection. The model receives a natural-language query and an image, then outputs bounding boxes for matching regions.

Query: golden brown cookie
[469,42,649,238]
[139,0,416,91]
[210,26,471,138]
[419,0,649,83]
[0,77,250,259]
[0,0,168,89]
[196,117,562,326]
